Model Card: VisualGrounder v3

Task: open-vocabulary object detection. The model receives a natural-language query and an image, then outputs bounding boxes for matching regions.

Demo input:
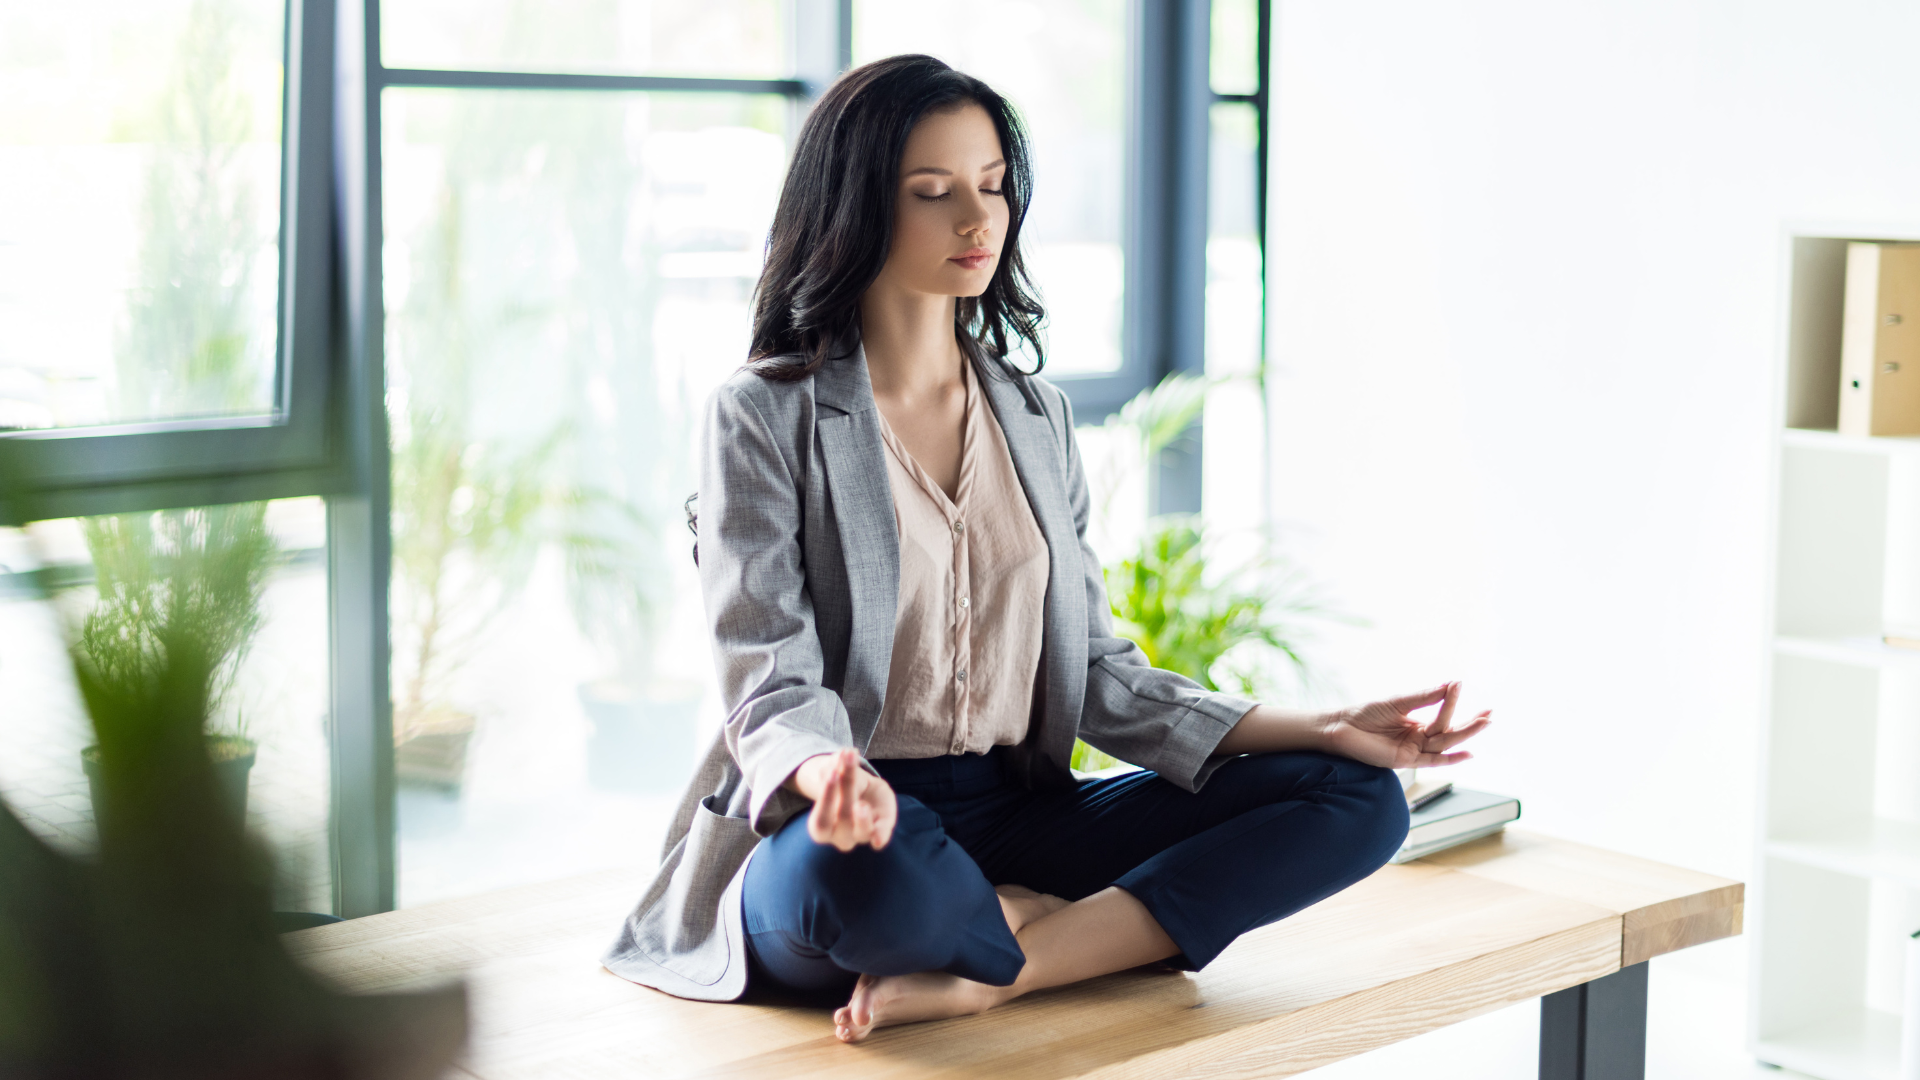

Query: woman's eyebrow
[902,158,1007,179]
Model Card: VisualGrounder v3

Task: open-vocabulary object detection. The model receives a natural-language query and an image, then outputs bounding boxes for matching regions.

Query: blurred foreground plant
[0,512,467,1078]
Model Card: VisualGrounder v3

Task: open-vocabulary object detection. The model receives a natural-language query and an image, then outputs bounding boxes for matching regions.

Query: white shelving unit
[1756,234,1920,1080]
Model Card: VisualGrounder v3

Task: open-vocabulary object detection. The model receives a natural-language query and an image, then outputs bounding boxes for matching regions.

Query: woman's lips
[949,249,994,270]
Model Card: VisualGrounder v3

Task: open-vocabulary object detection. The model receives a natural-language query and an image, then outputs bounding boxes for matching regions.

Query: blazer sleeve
[1048,383,1258,791]
[699,381,850,834]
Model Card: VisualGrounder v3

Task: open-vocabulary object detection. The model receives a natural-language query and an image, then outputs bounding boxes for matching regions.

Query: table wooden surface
[287,829,1742,1080]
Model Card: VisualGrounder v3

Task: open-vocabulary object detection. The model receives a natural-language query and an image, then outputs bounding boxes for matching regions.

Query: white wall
[1253,0,1920,883]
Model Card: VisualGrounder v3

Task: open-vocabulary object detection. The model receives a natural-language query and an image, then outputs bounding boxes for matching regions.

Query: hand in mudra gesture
[1321,682,1490,770]
[793,747,899,852]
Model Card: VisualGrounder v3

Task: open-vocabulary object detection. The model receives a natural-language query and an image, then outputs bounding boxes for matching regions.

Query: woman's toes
[836,975,880,1042]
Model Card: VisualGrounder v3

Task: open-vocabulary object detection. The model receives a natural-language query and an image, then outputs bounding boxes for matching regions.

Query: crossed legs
[742,751,1410,1042]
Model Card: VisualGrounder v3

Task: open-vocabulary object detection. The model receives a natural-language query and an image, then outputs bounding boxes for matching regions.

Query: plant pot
[580,679,700,794]
[394,705,476,791]
[80,735,257,825]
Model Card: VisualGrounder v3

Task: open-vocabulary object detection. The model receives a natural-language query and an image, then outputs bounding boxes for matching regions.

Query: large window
[0,0,347,920]
[0,0,336,521]
[381,85,788,903]
[0,0,286,432]
[0,0,1270,917]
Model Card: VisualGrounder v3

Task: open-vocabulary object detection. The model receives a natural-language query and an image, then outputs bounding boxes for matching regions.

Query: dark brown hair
[747,54,1046,380]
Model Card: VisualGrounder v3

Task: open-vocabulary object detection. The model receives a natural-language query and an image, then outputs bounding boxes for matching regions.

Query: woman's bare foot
[995,884,1069,933]
[832,971,1007,1043]
[828,886,1068,1043]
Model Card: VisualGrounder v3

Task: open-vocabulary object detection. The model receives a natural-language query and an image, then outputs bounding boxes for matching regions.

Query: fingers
[809,749,897,852]
[1424,712,1490,752]
[810,750,859,851]
[1426,681,1461,735]
[1413,711,1490,767]
[869,778,898,850]
[808,756,843,846]
[1386,683,1450,714]
[835,750,863,851]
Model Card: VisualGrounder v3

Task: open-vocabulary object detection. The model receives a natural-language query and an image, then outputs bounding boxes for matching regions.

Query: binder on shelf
[1840,241,1920,437]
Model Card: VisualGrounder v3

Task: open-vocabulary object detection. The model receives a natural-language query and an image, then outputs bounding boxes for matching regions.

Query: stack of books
[1390,784,1522,864]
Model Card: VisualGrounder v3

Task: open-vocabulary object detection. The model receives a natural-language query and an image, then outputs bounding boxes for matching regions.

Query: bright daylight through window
[0,0,1271,921]
[0,0,287,431]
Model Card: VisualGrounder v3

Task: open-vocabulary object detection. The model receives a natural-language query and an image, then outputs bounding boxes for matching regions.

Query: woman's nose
[955,192,992,237]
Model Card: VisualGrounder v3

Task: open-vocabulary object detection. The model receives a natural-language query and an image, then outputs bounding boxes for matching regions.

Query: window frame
[1072,0,1272,513]
[322,0,854,917]
[0,0,345,527]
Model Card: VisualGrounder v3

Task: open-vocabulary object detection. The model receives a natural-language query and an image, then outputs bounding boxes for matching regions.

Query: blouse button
[954,521,965,535]
[960,597,970,608]
[956,670,968,683]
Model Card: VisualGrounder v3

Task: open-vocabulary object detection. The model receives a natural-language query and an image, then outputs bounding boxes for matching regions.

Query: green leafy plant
[76,503,279,750]
[1071,374,1345,773]
[1103,517,1324,695]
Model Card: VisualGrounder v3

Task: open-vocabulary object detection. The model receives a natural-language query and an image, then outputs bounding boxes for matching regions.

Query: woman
[603,54,1490,1043]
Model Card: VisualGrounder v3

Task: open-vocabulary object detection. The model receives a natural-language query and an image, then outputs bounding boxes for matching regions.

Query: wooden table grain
[286,829,1742,1080]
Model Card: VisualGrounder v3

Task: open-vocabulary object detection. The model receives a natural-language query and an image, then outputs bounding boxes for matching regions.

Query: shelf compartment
[1777,635,1920,669]
[1770,818,1920,889]
[1755,1006,1898,1080]
[1785,428,1920,457]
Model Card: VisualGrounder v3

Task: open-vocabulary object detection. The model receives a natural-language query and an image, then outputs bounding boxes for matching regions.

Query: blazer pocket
[638,795,760,985]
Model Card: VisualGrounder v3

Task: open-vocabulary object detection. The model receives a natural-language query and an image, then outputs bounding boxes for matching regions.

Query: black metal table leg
[1540,961,1648,1080]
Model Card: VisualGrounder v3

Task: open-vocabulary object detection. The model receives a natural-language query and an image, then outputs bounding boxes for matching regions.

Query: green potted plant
[1071,375,1344,772]
[74,503,277,823]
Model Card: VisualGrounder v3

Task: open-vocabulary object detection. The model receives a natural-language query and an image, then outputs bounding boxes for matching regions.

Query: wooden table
[288,829,1741,1080]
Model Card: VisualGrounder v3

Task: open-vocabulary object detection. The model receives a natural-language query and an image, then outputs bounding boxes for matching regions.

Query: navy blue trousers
[741,749,1409,996]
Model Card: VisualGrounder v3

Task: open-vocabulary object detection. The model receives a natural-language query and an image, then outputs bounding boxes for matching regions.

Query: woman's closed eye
[912,186,1004,202]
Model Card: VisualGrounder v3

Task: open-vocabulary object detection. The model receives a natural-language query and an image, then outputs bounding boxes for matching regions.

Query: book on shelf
[1840,241,1920,437]
[1390,787,1522,864]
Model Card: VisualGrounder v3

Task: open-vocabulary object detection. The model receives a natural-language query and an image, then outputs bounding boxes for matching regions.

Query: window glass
[383,88,783,904]
[0,498,335,915]
[382,0,789,81]
[1202,102,1265,536]
[856,0,1127,376]
[1207,102,1261,377]
[0,0,286,432]
[1210,0,1260,97]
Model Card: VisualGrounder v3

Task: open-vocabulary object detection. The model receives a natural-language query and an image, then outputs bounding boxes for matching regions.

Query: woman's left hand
[1319,681,1490,770]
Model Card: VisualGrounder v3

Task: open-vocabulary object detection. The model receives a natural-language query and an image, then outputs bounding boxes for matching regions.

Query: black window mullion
[1116,0,1212,512]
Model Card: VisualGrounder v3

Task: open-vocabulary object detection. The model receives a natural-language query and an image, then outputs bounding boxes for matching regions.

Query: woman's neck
[859,286,962,404]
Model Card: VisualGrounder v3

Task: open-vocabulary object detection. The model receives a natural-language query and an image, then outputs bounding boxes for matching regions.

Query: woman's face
[874,102,1010,300]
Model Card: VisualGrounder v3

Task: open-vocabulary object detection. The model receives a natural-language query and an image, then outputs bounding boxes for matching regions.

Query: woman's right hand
[789,748,898,852]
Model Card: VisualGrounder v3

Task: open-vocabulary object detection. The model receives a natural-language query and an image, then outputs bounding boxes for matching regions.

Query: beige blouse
[867,359,1050,759]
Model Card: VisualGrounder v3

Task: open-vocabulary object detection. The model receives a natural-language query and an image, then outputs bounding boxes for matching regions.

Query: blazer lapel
[975,358,1087,768]
[813,348,899,752]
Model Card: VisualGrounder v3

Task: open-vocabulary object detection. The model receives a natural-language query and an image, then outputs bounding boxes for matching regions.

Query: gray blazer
[601,345,1256,1002]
